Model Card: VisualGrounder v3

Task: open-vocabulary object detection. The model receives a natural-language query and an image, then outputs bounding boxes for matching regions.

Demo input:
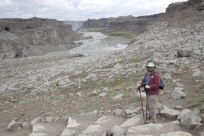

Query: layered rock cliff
[0,17,80,59]
[82,15,162,33]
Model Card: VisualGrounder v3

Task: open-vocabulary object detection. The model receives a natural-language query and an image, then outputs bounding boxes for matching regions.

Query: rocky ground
[0,18,204,136]
[0,0,204,135]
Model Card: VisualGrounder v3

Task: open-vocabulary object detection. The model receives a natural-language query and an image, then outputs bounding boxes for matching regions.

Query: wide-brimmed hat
[146,62,156,67]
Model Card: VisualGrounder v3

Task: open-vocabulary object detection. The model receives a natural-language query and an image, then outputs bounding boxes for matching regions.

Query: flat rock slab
[120,115,142,128]
[160,131,192,136]
[127,121,182,136]
[159,109,180,120]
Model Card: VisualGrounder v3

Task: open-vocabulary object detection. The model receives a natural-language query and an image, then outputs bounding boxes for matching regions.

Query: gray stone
[124,107,141,118]
[160,131,192,136]
[31,117,44,126]
[192,69,203,78]
[174,106,184,110]
[112,94,124,101]
[7,120,22,131]
[113,109,124,116]
[171,87,186,100]
[95,116,112,124]
[177,109,191,121]
[127,123,163,135]
[178,108,202,129]
[61,129,76,136]
[32,123,46,133]
[177,50,192,57]
[159,109,180,120]
[163,73,172,80]
[29,133,48,136]
[83,125,103,135]
[67,117,80,128]
[112,125,125,136]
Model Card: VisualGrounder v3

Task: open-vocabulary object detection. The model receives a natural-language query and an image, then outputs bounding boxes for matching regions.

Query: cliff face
[82,15,161,33]
[0,18,80,59]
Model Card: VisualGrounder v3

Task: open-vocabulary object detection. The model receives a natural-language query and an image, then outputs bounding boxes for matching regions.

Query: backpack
[142,72,164,90]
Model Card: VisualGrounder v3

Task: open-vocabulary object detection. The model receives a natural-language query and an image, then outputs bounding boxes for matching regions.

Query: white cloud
[0,0,187,20]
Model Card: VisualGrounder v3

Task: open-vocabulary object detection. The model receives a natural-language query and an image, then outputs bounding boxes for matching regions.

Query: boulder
[171,87,186,100]
[159,109,180,120]
[178,108,202,129]
[177,49,192,57]
[7,120,22,131]
[160,131,192,136]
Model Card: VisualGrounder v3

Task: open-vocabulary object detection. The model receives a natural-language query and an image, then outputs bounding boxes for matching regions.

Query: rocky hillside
[0,17,81,59]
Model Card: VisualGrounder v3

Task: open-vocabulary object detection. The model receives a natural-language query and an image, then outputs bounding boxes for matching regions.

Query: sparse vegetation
[188,95,204,108]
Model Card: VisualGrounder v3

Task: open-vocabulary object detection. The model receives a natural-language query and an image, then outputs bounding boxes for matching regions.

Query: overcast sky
[0,0,187,21]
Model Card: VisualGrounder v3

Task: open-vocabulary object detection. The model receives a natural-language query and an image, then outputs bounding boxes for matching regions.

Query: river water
[69,32,129,56]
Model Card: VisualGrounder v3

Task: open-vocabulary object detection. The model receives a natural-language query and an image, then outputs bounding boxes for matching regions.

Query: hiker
[137,61,161,123]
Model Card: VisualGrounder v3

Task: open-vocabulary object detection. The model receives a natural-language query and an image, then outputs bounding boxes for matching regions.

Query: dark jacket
[141,72,160,95]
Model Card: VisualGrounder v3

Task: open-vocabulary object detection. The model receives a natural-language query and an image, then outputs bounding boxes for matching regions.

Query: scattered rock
[160,131,192,136]
[61,129,76,136]
[32,123,46,133]
[163,73,172,80]
[112,94,124,101]
[29,133,48,136]
[127,123,163,135]
[7,120,22,131]
[171,87,186,100]
[83,125,103,135]
[97,92,107,97]
[192,69,203,78]
[121,115,142,128]
[22,119,31,129]
[174,106,184,110]
[124,107,141,118]
[159,109,180,120]
[31,117,44,126]
[112,125,125,136]
[95,116,112,124]
[67,117,80,128]
[113,109,124,117]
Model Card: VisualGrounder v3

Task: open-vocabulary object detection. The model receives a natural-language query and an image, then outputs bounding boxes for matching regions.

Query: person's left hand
[145,85,150,89]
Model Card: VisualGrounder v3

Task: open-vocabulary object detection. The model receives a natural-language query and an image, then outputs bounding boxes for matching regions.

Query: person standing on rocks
[137,61,161,123]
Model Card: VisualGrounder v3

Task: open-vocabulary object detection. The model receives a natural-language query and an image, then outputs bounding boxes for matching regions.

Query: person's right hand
[136,81,142,88]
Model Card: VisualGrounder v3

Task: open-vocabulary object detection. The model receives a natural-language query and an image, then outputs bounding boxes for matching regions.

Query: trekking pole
[138,87,146,124]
